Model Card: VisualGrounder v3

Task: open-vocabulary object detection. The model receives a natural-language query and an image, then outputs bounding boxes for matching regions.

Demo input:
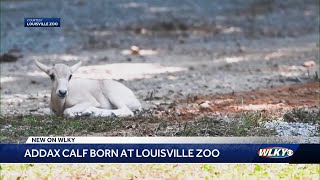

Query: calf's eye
[49,74,55,81]
[68,74,72,81]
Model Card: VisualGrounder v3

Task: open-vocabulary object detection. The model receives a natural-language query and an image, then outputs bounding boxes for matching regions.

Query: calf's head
[35,60,81,98]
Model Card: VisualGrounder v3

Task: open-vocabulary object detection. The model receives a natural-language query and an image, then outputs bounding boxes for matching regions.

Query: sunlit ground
[1,164,319,180]
[24,63,187,80]
[75,63,187,80]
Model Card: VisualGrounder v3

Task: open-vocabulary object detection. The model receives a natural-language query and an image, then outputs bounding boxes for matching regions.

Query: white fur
[35,60,141,117]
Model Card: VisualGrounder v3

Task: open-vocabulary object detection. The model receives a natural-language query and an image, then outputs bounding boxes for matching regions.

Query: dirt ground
[0,0,319,138]
[172,81,319,115]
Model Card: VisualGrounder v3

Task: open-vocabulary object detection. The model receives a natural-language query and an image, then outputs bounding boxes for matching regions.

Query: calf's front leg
[63,103,92,117]
[82,106,134,117]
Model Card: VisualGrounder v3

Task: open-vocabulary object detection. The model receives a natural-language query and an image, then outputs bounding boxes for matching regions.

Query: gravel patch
[264,120,319,137]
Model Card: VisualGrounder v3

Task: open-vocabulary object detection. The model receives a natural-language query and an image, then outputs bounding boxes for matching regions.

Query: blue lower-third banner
[0,144,319,163]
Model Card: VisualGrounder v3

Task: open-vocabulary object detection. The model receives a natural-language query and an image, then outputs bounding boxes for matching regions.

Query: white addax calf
[35,60,142,117]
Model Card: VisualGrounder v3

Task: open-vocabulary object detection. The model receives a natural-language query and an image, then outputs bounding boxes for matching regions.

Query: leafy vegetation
[0,164,318,180]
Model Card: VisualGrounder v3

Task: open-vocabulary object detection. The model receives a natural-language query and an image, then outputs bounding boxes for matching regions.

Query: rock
[303,60,316,67]
[198,101,214,111]
[286,77,303,83]
[0,49,23,63]
[130,45,140,55]
[2,125,12,130]
[134,28,147,34]
[29,108,39,112]
[100,56,109,61]
[27,96,37,100]
[140,28,147,34]
[199,101,211,108]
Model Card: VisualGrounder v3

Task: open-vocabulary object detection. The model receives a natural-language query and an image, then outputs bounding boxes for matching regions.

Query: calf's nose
[58,90,67,96]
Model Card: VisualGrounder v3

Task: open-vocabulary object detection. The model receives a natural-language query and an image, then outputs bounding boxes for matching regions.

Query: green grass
[234,111,274,136]
[0,114,127,142]
[0,111,277,142]
[2,108,319,142]
[283,108,320,124]
[0,164,319,180]
[156,114,275,136]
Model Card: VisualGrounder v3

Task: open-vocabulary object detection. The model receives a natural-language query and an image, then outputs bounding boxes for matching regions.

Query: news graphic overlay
[24,18,60,27]
[258,147,294,159]
[0,137,319,163]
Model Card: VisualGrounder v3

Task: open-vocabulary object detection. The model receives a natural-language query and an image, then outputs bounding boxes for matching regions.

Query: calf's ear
[70,61,82,73]
[35,60,50,75]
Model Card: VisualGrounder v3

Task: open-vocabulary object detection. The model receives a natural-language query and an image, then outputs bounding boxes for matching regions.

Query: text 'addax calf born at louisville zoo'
[35,60,142,117]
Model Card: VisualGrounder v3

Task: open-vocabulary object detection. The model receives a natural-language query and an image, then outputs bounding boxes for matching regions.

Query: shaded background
[1,0,319,53]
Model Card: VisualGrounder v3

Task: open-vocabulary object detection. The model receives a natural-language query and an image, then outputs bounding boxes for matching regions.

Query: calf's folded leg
[63,103,92,117]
